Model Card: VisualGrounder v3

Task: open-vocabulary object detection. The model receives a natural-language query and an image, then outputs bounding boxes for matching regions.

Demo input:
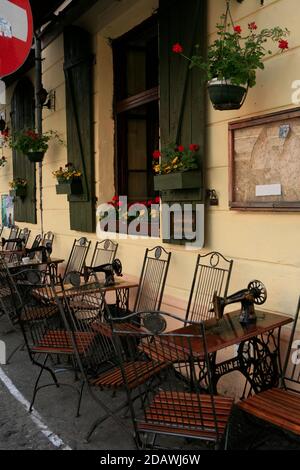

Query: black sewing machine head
[25,242,52,262]
[2,237,26,251]
[213,280,267,324]
[83,259,123,287]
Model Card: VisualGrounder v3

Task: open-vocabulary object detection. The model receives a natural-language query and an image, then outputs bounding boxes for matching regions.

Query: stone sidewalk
[0,323,299,451]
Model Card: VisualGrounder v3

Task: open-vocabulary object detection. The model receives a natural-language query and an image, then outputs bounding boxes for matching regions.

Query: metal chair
[52,277,170,442]
[237,297,300,441]
[112,311,234,449]
[2,225,19,251]
[18,227,31,247]
[90,239,118,267]
[28,234,42,259]
[63,237,91,282]
[185,251,233,322]
[134,246,171,313]
[41,231,54,248]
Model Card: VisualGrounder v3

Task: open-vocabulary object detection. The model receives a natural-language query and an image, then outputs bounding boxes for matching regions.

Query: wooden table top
[7,258,64,270]
[173,310,293,355]
[62,278,138,293]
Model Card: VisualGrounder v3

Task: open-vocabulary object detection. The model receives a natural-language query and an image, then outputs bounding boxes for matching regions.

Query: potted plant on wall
[9,178,27,199]
[173,3,289,110]
[9,129,63,162]
[153,143,202,191]
[53,163,83,195]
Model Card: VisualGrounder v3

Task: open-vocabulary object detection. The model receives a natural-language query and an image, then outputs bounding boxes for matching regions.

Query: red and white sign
[0,0,33,78]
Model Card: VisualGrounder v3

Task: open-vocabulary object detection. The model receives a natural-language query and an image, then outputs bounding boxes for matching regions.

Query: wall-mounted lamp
[37,86,56,110]
[206,189,219,206]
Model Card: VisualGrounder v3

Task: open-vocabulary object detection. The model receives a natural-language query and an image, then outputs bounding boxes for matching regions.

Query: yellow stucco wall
[1,0,300,329]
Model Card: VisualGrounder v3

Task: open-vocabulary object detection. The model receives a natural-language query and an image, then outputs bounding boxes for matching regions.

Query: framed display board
[229,107,300,211]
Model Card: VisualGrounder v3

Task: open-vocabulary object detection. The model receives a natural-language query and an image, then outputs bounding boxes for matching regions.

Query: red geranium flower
[154,196,160,204]
[189,144,199,152]
[248,22,257,31]
[172,43,183,54]
[153,150,161,160]
[278,39,289,50]
[112,195,119,202]
[177,145,184,152]
[234,25,242,34]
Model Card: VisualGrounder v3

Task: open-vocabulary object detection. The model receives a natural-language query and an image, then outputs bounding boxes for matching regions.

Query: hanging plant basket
[207,79,248,111]
[56,177,83,195]
[26,151,45,163]
[154,170,202,191]
[9,187,27,199]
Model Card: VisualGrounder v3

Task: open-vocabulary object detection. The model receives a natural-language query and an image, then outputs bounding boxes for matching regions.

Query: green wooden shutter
[11,78,37,224]
[159,0,207,244]
[63,26,95,233]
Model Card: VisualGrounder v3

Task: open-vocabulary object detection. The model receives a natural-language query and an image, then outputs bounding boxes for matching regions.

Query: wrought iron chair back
[282,297,300,394]
[63,237,91,282]
[41,231,54,248]
[90,239,118,268]
[134,246,171,313]
[18,227,31,247]
[185,251,233,322]
[4,225,19,251]
[237,297,300,441]
[111,311,234,449]
[28,234,43,259]
[0,255,22,325]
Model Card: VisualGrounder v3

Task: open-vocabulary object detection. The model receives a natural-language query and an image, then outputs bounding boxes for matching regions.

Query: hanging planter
[207,78,248,111]
[172,1,289,111]
[27,150,45,163]
[9,178,27,199]
[8,129,63,163]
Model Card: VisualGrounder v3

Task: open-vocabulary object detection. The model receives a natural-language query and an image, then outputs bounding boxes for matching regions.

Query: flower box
[56,178,83,195]
[100,220,160,237]
[154,170,202,191]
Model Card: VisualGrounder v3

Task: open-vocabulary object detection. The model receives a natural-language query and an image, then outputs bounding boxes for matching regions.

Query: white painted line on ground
[0,367,72,450]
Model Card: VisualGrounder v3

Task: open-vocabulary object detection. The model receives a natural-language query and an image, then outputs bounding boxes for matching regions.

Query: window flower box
[154,170,202,191]
[55,178,83,195]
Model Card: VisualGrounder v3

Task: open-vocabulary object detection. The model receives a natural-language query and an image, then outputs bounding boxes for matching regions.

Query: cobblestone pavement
[0,380,56,450]
[0,326,300,451]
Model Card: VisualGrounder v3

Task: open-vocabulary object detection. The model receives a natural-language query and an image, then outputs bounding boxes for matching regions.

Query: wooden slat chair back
[112,311,234,449]
[185,251,233,322]
[63,237,91,282]
[134,246,171,313]
[238,297,300,438]
[90,239,118,268]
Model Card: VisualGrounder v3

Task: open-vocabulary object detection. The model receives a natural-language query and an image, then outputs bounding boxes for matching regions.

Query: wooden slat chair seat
[238,389,300,435]
[31,330,97,355]
[138,391,233,440]
[111,311,234,449]
[91,360,168,390]
[237,296,300,442]
[21,304,59,322]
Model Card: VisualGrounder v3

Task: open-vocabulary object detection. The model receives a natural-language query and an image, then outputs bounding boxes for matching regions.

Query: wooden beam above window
[116,86,159,114]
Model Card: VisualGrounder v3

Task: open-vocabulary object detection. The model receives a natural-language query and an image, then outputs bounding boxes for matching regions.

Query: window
[113,17,159,203]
